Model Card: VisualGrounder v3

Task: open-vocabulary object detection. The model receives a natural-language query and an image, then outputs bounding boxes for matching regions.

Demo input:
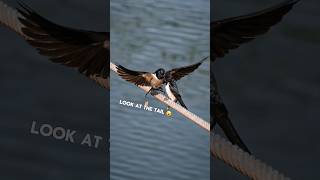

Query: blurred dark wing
[167,57,207,81]
[116,65,151,86]
[17,2,109,87]
[212,0,299,61]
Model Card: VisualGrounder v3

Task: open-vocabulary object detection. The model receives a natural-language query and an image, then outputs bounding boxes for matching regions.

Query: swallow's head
[155,68,165,79]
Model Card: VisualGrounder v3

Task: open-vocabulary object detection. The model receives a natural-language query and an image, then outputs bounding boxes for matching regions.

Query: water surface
[110,0,210,179]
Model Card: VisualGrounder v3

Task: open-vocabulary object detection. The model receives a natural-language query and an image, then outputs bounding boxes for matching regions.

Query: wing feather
[167,57,207,81]
[116,65,151,86]
[212,0,299,61]
[16,2,109,88]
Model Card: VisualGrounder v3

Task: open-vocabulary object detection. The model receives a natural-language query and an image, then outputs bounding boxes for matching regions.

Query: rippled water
[110,0,210,179]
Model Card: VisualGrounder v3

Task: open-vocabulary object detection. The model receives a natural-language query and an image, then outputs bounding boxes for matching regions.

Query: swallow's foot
[150,89,162,96]
[144,101,149,107]
[157,87,165,93]
[145,88,152,99]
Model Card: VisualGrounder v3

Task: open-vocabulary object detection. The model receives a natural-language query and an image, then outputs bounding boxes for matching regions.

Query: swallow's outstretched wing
[211,0,299,60]
[166,57,208,81]
[0,1,109,89]
[115,65,153,87]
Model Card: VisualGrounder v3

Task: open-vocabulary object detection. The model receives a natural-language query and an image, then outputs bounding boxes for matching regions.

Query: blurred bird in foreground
[211,0,300,154]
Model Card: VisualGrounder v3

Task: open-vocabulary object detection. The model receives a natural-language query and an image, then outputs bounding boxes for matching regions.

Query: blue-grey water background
[110,0,210,180]
[0,1,108,179]
[212,0,320,179]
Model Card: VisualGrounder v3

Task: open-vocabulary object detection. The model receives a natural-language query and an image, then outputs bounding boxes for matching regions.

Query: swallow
[0,1,109,89]
[116,57,208,100]
[211,0,300,154]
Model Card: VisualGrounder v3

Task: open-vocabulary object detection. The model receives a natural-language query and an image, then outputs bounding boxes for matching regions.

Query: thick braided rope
[212,134,290,180]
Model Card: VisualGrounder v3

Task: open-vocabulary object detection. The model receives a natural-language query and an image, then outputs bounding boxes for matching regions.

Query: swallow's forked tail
[217,115,251,154]
[212,101,251,154]
[211,72,251,154]
[176,95,188,110]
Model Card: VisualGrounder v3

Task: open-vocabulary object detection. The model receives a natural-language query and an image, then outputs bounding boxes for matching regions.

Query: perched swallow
[211,0,299,154]
[0,1,109,89]
[116,57,207,99]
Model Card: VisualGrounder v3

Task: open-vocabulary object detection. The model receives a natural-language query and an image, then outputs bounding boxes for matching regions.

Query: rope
[212,134,291,180]
[111,62,291,180]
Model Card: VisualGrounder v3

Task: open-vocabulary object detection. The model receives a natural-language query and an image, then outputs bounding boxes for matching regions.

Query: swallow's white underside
[165,83,176,102]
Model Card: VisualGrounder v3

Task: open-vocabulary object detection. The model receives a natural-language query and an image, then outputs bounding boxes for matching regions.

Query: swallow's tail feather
[221,121,251,154]
[176,96,188,110]
[215,109,251,154]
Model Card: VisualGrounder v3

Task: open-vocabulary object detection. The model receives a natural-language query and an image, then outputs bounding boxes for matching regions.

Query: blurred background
[110,0,210,179]
[212,0,320,179]
[0,0,108,179]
